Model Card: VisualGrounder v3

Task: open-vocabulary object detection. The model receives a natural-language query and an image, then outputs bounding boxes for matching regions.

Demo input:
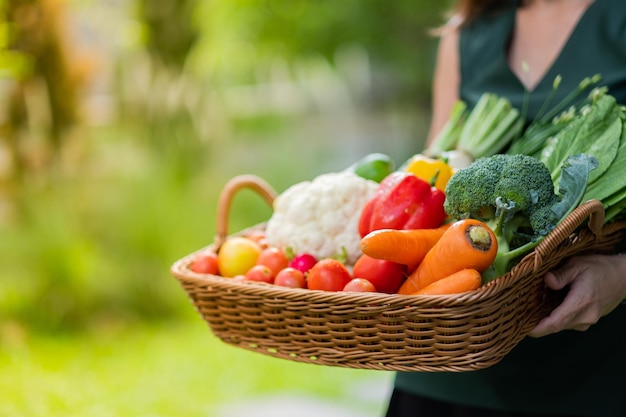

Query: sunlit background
[1,1,451,415]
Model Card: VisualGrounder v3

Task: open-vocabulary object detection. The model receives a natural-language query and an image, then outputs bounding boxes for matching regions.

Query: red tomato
[352,255,407,294]
[343,278,377,292]
[307,259,352,292]
[274,267,306,289]
[189,252,219,275]
[256,247,289,277]
[245,265,274,283]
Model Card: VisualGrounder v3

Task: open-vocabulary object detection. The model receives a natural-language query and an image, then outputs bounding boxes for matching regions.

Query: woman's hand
[529,254,626,338]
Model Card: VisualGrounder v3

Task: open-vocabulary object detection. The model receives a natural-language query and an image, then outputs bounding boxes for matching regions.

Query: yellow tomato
[217,237,262,277]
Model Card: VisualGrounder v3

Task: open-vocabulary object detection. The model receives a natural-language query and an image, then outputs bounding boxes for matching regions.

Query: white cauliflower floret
[265,171,378,264]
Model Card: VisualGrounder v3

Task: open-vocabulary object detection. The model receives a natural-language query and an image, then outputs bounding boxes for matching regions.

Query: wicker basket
[171,175,626,372]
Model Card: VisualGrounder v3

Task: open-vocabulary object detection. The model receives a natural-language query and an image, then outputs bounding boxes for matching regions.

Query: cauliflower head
[265,171,379,264]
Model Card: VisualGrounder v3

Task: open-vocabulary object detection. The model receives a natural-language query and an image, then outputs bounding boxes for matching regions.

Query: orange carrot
[359,223,451,266]
[410,268,482,296]
[397,219,497,295]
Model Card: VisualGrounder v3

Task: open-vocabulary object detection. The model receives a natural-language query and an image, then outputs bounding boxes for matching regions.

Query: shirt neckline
[504,0,599,93]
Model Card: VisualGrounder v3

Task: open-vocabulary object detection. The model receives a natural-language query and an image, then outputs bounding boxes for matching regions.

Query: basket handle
[531,199,605,271]
[214,174,278,250]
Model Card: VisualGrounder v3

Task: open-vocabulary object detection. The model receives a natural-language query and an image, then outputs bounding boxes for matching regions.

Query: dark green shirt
[395,1,626,415]
[459,0,626,122]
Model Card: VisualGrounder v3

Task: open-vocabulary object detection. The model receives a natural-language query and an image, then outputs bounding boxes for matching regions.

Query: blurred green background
[1,0,450,415]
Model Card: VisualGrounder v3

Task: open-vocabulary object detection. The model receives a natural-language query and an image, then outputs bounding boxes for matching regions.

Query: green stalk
[470,109,523,157]
[539,74,601,123]
[535,75,562,121]
[461,97,510,150]
[508,107,575,157]
[426,100,467,156]
[483,238,543,282]
[458,93,496,148]
[518,62,531,135]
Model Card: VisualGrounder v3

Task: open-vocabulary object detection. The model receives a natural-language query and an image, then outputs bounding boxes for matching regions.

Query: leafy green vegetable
[583,119,625,194]
[549,154,600,224]
[540,89,622,184]
[583,118,626,222]
[605,199,626,222]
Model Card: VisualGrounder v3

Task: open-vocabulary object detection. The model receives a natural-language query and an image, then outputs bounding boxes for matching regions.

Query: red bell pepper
[358,171,446,237]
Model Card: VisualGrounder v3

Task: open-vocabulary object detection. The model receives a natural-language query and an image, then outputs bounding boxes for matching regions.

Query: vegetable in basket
[540,88,623,185]
[410,268,482,296]
[403,154,453,192]
[580,114,626,221]
[359,223,451,267]
[217,236,263,277]
[264,171,379,265]
[443,153,599,281]
[397,218,497,295]
[358,171,447,238]
[352,254,407,294]
[534,87,626,223]
[506,74,602,158]
[346,152,396,183]
[424,93,524,169]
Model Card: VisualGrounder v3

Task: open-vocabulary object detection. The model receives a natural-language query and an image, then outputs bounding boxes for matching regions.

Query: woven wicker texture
[171,175,626,372]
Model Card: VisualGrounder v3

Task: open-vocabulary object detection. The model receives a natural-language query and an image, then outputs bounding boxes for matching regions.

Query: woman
[385,0,626,416]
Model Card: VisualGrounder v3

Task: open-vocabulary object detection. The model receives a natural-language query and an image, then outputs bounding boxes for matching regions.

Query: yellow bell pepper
[405,154,453,192]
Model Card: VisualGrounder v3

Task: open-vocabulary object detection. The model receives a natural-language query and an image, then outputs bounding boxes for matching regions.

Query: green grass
[0,318,392,416]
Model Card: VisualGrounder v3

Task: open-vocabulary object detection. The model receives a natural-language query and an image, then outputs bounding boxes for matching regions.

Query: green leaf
[583,119,626,203]
[542,92,621,184]
[550,154,599,222]
[585,116,622,183]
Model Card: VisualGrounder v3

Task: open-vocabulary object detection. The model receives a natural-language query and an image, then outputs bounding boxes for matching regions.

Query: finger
[528,316,557,338]
[528,289,583,337]
[544,269,574,291]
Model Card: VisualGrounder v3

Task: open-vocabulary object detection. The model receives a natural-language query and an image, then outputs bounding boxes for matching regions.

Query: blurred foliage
[0,1,32,79]
[189,0,451,102]
[137,0,199,69]
[1,0,452,334]
[1,0,93,180]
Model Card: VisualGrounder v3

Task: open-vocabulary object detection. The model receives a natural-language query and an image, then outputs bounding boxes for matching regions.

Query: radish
[289,253,318,274]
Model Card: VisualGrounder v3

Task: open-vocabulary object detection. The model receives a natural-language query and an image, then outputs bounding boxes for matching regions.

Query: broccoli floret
[528,200,561,237]
[445,154,555,224]
[444,153,594,281]
[442,157,501,221]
